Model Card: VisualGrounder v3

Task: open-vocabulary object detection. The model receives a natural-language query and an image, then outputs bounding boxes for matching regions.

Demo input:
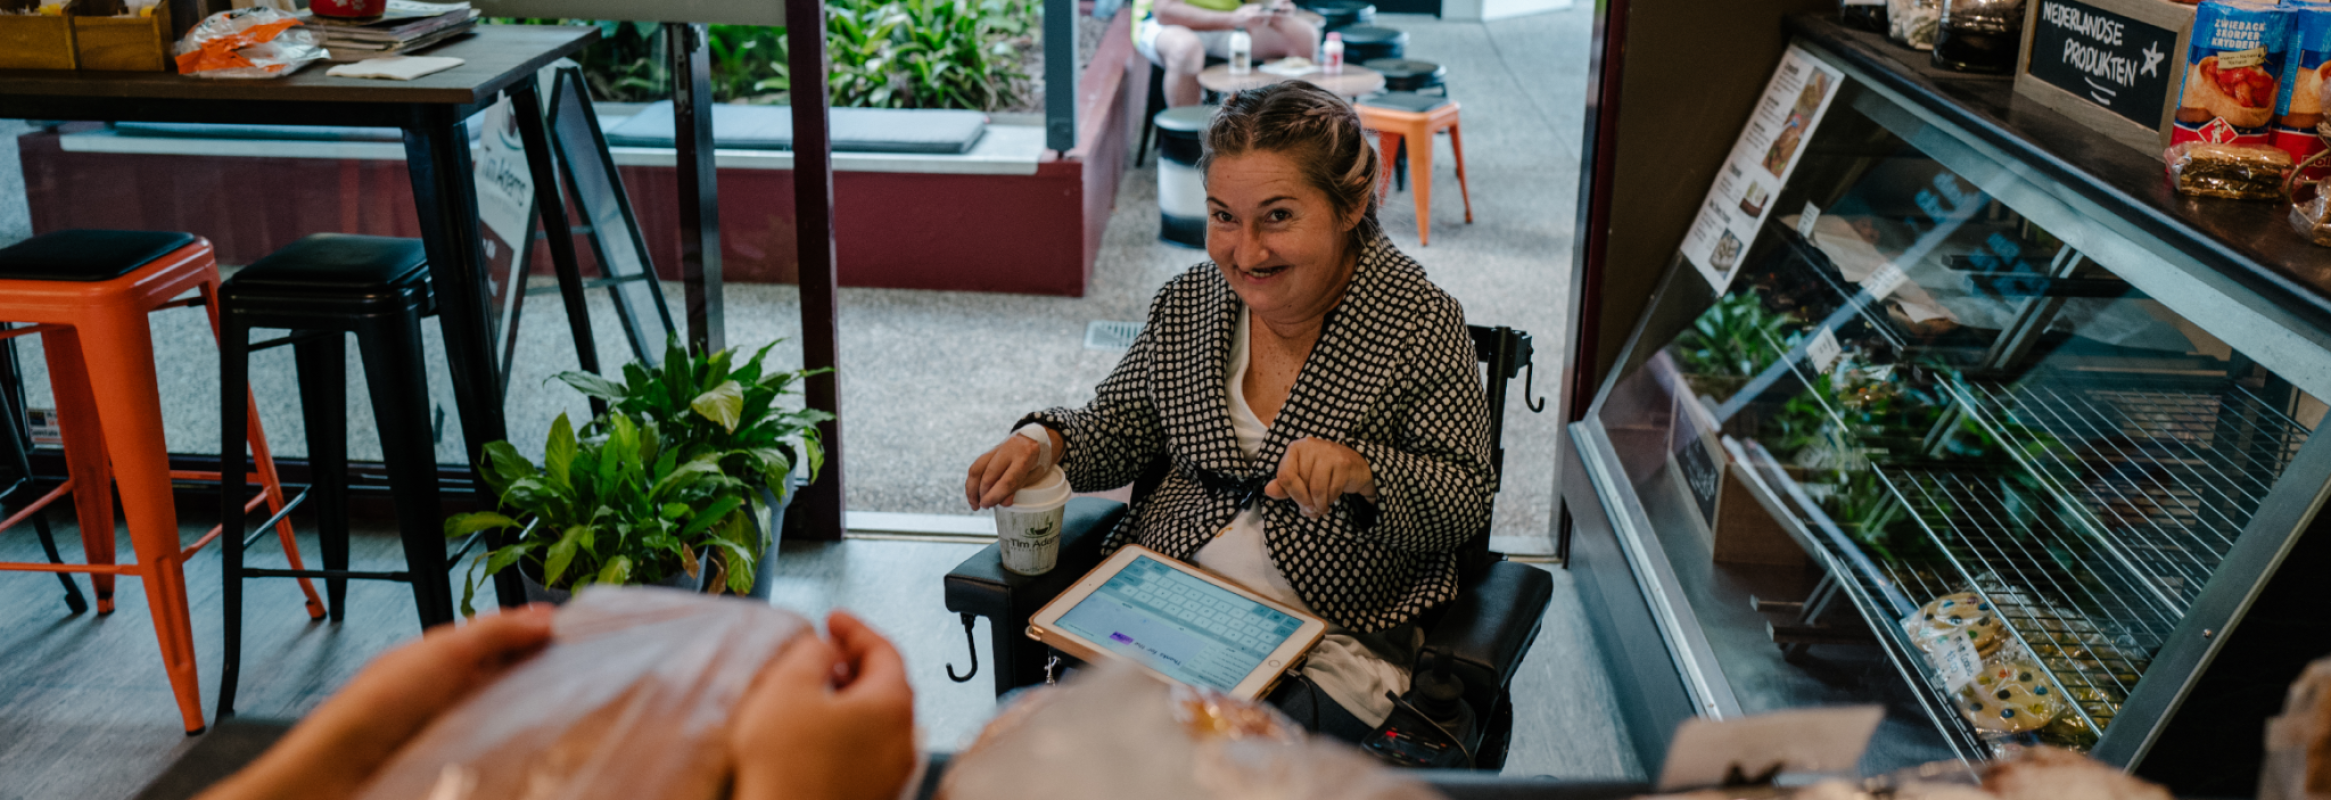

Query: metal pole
[669,23,726,353]
[1044,0,1076,152]
[788,0,847,541]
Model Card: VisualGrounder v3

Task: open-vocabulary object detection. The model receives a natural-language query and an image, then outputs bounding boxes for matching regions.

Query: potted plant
[553,339,831,544]
[444,412,759,615]
[1670,290,1803,403]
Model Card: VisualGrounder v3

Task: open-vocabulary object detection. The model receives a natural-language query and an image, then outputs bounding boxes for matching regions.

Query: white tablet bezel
[1027,544,1328,700]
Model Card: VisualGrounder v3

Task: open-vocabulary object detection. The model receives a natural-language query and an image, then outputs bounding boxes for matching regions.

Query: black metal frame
[0,328,86,614]
[541,65,680,369]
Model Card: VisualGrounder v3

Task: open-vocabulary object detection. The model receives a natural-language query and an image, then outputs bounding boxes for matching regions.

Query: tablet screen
[1053,553,1306,690]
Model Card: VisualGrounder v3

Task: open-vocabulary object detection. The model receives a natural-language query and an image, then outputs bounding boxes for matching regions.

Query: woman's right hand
[965,430,1057,510]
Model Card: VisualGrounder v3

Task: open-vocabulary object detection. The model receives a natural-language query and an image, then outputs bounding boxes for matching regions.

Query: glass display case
[1564,16,2331,790]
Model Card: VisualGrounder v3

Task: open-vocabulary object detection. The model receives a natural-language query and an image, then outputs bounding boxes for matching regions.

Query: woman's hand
[731,611,919,800]
[197,605,558,800]
[965,429,1060,510]
[1264,437,1376,518]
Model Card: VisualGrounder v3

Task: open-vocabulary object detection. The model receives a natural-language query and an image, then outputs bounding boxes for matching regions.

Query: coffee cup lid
[1011,466,1071,509]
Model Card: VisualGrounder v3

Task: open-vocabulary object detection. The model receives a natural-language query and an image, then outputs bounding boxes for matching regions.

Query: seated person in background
[196,607,918,800]
[966,82,1496,743]
[1138,0,1320,108]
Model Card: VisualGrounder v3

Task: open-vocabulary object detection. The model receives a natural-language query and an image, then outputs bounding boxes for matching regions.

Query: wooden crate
[73,5,171,72]
[0,14,79,70]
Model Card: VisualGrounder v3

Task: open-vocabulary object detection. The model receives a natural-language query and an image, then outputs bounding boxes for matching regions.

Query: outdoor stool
[1357,94,1473,246]
[1154,105,1215,248]
[1339,25,1408,63]
[215,233,474,718]
[0,229,319,735]
[1301,0,1375,32]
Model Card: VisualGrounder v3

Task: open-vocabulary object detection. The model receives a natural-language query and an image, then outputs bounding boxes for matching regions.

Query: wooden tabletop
[1198,62,1384,97]
[0,25,597,107]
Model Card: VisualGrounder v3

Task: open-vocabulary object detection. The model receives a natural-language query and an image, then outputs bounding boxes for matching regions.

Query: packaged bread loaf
[2166,141,2292,199]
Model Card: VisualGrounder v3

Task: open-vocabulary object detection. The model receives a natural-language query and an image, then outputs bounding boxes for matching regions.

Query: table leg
[507,82,607,418]
[402,108,523,609]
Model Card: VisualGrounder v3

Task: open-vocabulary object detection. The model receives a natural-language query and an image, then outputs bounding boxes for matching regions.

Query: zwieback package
[2175,0,2294,147]
[2273,4,2331,167]
[351,587,811,800]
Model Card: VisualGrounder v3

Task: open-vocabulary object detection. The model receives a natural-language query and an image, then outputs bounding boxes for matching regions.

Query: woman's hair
[1198,82,1383,245]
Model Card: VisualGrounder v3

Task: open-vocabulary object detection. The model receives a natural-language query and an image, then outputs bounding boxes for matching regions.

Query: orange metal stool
[1356,96,1474,246]
[0,230,322,735]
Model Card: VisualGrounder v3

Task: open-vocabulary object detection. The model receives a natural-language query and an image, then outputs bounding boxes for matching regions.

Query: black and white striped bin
[1154,105,1214,249]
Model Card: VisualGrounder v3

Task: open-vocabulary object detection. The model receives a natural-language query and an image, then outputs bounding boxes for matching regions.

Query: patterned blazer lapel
[1150,267,1251,479]
[1259,238,1412,466]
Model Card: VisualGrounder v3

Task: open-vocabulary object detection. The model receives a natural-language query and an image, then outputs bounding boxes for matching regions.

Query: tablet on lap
[1029,545,1328,700]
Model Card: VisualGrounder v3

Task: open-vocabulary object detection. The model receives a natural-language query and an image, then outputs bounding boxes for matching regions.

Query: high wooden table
[0,25,601,610]
[1197,62,1385,97]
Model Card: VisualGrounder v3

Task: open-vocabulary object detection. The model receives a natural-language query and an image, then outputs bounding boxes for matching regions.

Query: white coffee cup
[996,465,1070,575]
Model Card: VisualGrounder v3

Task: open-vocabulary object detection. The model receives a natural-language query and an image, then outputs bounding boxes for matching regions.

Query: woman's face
[1205,150,1361,322]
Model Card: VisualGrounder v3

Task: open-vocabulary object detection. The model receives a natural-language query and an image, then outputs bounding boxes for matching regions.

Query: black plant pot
[745,480,800,600]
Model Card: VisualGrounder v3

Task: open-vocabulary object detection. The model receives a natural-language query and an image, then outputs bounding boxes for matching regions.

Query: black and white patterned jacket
[1023,236,1495,633]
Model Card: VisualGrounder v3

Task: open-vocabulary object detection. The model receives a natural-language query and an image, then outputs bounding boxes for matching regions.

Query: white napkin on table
[326,56,465,81]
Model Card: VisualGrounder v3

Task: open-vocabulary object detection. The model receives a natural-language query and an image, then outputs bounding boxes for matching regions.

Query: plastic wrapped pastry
[2166,142,2293,200]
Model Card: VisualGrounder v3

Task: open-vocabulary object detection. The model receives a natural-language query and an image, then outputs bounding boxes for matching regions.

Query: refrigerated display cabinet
[1561,15,2331,794]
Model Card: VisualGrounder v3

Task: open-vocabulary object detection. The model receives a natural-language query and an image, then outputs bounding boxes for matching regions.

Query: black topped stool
[1154,106,1214,249]
[1366,58,1446,95]
[215,233,477,717]
[1339,25,1407,62]
[1300,0,1375,32]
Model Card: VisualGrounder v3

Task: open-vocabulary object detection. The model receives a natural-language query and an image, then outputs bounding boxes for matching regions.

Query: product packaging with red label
[2176,0,2293,147]
[2275,5,2331,173]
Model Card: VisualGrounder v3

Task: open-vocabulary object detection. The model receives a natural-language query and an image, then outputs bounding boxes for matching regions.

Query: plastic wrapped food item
[939,663,1436,800]
[1888,0,1940,50]
[1957,656,2067,735]
[2289,189,2331,246]
[2166,142,2293,199]
[1906,591,2006,659]
[172,7,328,78]
[2261,656,2331,800]
[350,587,812,800]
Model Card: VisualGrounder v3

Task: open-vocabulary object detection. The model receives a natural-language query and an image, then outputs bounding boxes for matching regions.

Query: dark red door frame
[1558,0,1628,562]
[788,0,848,540]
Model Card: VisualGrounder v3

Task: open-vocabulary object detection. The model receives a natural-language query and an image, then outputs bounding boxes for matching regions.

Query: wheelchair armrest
[1421,560,1554,697]
[943,497,1124,624]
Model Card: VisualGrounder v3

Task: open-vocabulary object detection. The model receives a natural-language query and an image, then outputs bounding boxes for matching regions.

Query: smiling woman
[962,82,1494,740]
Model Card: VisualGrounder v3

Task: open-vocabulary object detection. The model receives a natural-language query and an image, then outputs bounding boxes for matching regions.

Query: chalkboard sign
[1676,433,1724,528]
[2013,0,2195,154]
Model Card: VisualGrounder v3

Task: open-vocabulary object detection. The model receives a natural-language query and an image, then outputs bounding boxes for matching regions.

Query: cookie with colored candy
[1909,592,2007,658]
[1959,659,2066,734]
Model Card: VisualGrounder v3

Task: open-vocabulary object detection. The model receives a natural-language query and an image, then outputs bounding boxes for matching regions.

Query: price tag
[1796,201,1822,240]
[1932,631,1984,693]
[1864,262,1909,300]
[1807,328,1843,374]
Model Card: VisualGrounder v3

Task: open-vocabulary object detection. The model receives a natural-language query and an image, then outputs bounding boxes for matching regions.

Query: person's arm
[1334,303,1497,554]
[730,611,918,800]
[1154,0,1267,32]
[195,607,557,800]
[969,289,1172,508]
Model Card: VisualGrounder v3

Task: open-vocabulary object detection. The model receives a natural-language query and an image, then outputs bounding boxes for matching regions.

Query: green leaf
[555,370,628,401]
[544,524,590,587]
[661,501,692,520]
[690,380,746,432]
[444,511,521,539]
[480,441,537,495]
[545,413,577,489]
[597,555,633,586]
[680,494,747,538]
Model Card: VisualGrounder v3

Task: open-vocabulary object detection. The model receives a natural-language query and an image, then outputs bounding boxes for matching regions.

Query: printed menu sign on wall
[1681,45,1845,295]
[2026,0,2180,127]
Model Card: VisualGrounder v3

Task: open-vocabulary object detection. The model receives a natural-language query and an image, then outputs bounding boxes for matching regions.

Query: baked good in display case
[1906,592,2005,658]
[1957,658,2067,735]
